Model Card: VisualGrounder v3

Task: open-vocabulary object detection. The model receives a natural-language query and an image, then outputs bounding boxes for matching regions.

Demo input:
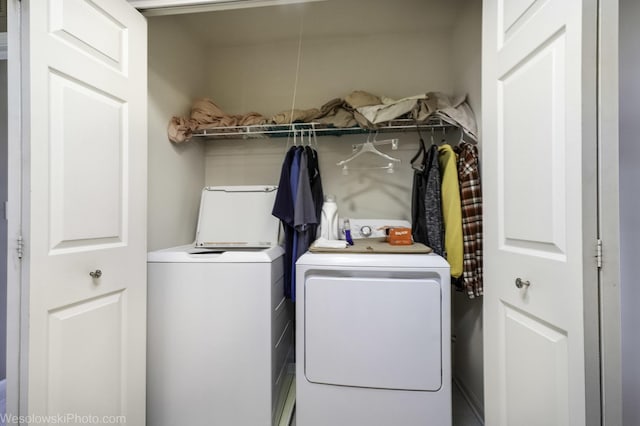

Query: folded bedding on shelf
[344,90,382,108]
[168,99,268,143]
[356,93,428,125]
[415,92,478,139]
[313,98,360,128]
[167,116,198,144]
[270,108,321,125]
[166,90,478,143]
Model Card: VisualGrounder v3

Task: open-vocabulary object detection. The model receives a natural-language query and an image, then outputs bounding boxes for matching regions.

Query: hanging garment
[438,144,464,279]
[272,146,322,301]
[275,148,296,296]
[306,146,324,240]
[423,145,445,256]
[292,148,320,301]
[289,148,302,300]
[294,149,319,253]
[411,142,444,256]
[455,142,483,298]
[272,147,297,299]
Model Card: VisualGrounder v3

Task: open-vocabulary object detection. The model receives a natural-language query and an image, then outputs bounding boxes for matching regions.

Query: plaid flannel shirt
[455,143,483,298]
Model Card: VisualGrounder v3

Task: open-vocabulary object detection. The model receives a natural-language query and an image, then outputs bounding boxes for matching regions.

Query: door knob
[89,269,102,279]
[515,278,530,289]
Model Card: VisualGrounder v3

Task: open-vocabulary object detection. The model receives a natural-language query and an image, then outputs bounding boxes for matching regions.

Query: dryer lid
[195,186,280,249]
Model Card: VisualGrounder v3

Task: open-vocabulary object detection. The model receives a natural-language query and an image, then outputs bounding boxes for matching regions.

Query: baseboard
[453,376,484,425]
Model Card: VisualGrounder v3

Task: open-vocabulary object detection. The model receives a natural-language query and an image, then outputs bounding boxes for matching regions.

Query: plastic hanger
[336,132,401,170]
[283,127,295,154]
[311,123,319,148]
[341,162,396,175]
[306,127,313,147]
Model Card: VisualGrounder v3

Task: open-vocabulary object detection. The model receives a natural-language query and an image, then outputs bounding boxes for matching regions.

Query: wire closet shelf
[190,117,458,140]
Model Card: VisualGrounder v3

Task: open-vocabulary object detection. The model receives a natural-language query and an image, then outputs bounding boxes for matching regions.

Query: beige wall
[203,28,458,219]
[0,0,5,33]
[205,133,437,221]
[450,0,484,419]
[147,17,208,250]
[205,32,454,117]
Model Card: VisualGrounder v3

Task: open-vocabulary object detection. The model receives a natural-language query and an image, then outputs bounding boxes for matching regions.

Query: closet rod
[191,118,457,140]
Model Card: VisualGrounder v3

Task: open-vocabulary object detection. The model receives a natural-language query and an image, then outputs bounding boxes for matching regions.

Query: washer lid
[195,186,280,249]
[147,244,284,263]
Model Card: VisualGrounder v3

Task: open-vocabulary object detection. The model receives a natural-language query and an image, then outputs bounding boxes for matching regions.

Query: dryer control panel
[340,219,411,239]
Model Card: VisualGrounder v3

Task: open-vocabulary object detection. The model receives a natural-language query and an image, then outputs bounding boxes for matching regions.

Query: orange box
[387,227,413,245]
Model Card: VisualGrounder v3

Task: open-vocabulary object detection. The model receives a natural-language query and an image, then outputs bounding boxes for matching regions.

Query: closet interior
[145,0,484,419]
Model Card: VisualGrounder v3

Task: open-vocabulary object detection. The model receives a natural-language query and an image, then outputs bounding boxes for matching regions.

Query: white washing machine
[147,186,293,426]
[296,219,451,426]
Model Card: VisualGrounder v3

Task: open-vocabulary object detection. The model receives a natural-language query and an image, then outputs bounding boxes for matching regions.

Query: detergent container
[320,195,339,240]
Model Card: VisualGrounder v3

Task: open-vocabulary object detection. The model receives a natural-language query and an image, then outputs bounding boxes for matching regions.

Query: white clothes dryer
[296,219,451,426]
[147,186,293,426]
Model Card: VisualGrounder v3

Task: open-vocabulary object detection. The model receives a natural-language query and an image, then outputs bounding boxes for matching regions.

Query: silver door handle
[89,270,102,279]
[515,278,530,289]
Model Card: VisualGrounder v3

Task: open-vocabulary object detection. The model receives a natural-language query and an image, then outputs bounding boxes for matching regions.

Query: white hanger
[311,123,319,148]
[305,127,312,147]
[341,162,396,175]
[458,126,466,144]
[336,132,401,169]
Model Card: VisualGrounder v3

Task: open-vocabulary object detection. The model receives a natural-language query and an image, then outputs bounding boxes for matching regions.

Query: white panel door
[23,0,147,423]
[482,0,599,425]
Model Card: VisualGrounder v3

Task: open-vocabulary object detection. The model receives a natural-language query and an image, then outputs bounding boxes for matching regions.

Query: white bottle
[320,195,339,240]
